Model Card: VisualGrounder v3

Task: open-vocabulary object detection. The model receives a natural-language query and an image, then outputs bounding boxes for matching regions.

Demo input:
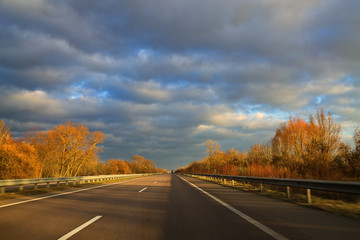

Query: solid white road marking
[139,187,147,193]
[0,178,142,209]
[178,175,289,240]
[57,215,102,240]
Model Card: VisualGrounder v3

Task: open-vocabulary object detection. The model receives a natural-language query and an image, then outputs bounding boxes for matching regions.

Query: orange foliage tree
[103,155,165,174]
[130,154,157,173]
[27,122,106,177]
[105,159,132,174]
[177,109,357,180]
[0,120,41,179]
[272,117,309,167]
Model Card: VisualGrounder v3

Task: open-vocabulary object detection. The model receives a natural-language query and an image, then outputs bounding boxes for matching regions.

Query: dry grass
[191,175,360,219]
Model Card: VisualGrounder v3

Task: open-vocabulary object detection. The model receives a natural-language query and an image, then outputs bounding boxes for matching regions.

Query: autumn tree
[205,140,222,173]
[333,143,353,176]
[303,109,341,177]
[355,127,360,152]
[272,117,309,168]
[0,120,10,145]
[27,122,106,177]
[247,143,272,165]
[226,148,246,167]
[78,159,106,176]
[0,121,41,179]
[271,110,342,178]
[344,127,360,177]
[105,159,132,174]
[130,154,156,173]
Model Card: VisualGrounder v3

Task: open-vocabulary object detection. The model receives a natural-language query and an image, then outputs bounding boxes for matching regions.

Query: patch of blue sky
[135,47,159,59]
[68,81,87,99]
[212,73,222,83]
[105,86,134,101]
[344,76,357,85]
[315,27,335,39]
[165,78,189,88]
[68,81,110,100]
[315,95,324,104]
[96,90,110,99]
[234,103,288,122]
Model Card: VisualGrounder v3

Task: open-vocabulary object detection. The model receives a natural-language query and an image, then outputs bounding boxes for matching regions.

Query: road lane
[163,174,273,240]
[0,173,359,240]
[0,175,162,239]
[178,175,288,240]
[179,174,360,240]
[73,174,171,239]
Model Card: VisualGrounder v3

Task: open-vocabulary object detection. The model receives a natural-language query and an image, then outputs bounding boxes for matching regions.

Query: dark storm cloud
[0,0,359,169]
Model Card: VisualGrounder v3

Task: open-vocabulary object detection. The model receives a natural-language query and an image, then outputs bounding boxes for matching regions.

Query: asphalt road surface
[0,173,359,240]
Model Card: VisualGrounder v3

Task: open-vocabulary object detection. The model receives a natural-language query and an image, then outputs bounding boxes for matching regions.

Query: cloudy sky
[0,0,359,170]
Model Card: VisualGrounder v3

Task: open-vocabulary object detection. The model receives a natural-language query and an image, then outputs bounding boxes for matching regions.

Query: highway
[0,173,359,240]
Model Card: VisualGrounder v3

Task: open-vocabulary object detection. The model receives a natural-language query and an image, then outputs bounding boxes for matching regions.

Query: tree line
[0,121,164,179]
[177,109,360,180]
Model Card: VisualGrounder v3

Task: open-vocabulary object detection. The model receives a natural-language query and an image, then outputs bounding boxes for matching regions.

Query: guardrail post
[34,183,38,190]
[306,189,312,204]
[260,183,263,192]
[232,180,235,186]
[65,181,69,186]
[47,182,50,188]
[1,186,5,193]
[224,179,227,184]
[286,186,290,198]
[19,185,23,191]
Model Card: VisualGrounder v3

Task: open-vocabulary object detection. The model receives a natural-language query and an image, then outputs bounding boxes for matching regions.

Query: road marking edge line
[57,215,102,240]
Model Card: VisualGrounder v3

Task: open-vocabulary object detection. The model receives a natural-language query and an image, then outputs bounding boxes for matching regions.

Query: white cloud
[253,112,265,119]
[192,124,243,139]
[209,112,248,127]
[133,80,171,102]
[0,88,65,117]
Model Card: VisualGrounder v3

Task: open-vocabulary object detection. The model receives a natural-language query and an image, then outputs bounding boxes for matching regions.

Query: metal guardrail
[185,173,360,203]
[0,173,159,193]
